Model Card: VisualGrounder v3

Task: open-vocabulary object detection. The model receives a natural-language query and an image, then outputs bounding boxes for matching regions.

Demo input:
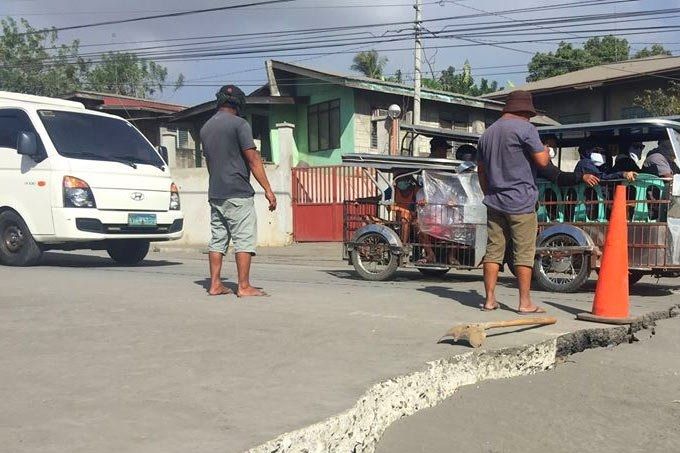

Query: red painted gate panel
[292,166,376,242]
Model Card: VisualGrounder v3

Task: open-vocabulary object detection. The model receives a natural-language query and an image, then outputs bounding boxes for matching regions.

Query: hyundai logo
[130,192,145,201]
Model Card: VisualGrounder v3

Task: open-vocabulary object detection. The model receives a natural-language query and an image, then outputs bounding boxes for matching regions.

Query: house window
[621,106,649,119]
[370,121,378,149]
[251,114,272,162]
[178,129,190,149]
[559,113,591,124]
[308,99,341,152]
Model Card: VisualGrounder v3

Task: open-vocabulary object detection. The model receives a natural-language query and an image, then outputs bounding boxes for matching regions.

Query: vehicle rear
[534,119,680,292]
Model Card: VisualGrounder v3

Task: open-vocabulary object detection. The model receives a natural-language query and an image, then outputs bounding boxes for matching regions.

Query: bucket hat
[502,90,537,117]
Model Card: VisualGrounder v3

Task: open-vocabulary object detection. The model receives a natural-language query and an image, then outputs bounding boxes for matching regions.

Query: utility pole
[413,0,423,127]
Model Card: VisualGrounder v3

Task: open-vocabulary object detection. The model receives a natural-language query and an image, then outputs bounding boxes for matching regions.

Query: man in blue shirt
[478,91,571,314]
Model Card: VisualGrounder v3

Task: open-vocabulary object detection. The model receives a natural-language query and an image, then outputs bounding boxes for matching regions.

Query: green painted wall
[293,83,356,166]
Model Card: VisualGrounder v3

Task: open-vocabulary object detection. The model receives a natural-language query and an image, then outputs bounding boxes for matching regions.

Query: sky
[1,0,677,106]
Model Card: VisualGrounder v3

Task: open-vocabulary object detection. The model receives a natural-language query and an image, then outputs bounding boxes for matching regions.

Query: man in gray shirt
[200,85,277,297]
[642,139,679,177]
[477,91,554,314]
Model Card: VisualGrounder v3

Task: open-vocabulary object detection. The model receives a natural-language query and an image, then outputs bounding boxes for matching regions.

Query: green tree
[634,44,671,59]
[0,18,88,97]
[527,35,632,82]
[386,69,403,84]
[427,62,499,96]
[0,18,183,99]
[351,50,388,79]
[634,81,680,116]
[87,52,183,98]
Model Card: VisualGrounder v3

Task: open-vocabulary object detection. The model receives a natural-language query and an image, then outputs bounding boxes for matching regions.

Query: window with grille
[178,129,190,149]
[308,99,341,152]
[370,120,378,148]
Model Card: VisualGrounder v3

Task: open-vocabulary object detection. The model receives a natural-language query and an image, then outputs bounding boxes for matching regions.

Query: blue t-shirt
[477,118,545,215]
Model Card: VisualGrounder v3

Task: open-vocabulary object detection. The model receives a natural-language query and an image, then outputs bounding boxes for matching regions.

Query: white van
[0,91,184,266]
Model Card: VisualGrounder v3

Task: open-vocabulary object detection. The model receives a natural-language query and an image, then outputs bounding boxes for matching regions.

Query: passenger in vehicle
[455,143,478,173]
[542,134,558,159]
[392,175,418,243]
[642,139,680,177]
[575,139,637,181]
[429,136,451,159]
[612,141,643,173]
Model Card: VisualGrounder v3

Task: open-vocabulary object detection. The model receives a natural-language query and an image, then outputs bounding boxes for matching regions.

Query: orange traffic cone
[577,185,636,324]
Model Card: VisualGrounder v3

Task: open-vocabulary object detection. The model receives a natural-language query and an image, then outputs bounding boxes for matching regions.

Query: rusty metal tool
[441,317,557,348]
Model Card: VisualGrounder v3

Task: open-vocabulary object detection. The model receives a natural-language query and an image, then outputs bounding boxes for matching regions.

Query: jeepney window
[668,129,680,161]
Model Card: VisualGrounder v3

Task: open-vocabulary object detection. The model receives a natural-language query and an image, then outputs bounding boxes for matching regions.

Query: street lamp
[387,105,402,155]
[387,104,402,119]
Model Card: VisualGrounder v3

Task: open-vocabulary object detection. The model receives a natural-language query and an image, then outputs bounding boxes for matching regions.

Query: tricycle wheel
[351,232,399,281]
[417,267,450,278]
[628,270,645,286]
[534,233,591,293]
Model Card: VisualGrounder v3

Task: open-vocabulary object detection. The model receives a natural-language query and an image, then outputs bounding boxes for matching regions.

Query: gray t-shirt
[200,111,256,199]
[477,118,545,215]
[642,152,673,177]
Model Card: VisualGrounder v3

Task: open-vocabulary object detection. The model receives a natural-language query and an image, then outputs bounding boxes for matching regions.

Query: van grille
[76,218,183,235]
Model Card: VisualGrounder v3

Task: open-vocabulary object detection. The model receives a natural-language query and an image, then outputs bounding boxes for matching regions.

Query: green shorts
[209,197,257,255]
[483,207,537,268]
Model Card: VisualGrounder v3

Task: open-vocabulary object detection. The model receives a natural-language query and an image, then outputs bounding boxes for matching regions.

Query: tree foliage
[0,18,88,97]
[351,50,388,79]
[527,36,670,82]
[634,44,672,59]
[87,52,183,97]
[423,62,498,96]
[0,18,183,98]
[634,81,680,116]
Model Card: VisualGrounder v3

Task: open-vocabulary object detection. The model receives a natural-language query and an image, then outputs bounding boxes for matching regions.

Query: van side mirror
[157,145,169,164]
[17,131,38,157]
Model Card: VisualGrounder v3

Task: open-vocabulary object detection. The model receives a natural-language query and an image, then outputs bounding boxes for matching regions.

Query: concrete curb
[247,304,680,453]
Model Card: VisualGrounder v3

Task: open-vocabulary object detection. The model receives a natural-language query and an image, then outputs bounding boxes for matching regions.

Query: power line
[23,7,680,66]
[18,0,296,35]
[36,0,640,52]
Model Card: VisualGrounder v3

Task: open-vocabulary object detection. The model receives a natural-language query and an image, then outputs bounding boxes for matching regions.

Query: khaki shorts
[483,207,537,268]
[209,197,257,255]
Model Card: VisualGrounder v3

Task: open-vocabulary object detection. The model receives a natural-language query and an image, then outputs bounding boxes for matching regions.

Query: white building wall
[165,123,295,248]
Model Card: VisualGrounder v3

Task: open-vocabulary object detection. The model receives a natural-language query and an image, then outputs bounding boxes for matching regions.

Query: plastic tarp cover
[417,170,485,244]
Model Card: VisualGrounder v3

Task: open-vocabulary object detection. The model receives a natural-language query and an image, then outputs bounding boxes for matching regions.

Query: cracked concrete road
[0,245,678,452]
[377,317,680,453]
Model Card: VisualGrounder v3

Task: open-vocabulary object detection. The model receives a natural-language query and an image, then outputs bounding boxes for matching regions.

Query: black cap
[216,85,246,113]
[430,136,452,150]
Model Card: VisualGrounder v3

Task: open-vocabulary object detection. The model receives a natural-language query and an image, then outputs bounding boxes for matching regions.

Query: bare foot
[517,305,546,314]
[482,300,500,311]
[208,284,233,296]
[237,285,269,298]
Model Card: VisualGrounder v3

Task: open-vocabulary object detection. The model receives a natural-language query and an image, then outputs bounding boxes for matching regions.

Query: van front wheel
[106,240,150,265]
[0,211,43,266]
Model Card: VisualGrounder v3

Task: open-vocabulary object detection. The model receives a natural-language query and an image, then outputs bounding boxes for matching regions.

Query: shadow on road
[418,285,515,313]
[193,278,238,295]
[38,252,182,268]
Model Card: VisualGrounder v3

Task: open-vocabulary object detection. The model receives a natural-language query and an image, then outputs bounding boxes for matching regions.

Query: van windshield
[38,110,164,168]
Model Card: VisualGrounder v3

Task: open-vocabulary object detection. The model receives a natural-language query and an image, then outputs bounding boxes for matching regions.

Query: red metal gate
[292,166,377,242]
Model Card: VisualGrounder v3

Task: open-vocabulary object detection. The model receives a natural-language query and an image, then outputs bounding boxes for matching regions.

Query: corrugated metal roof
[485,55,680,100]
[269,60,505,110]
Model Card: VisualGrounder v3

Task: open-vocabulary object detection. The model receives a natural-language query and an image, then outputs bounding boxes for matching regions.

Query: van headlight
[63,176,96,208]
[170,182,181,211]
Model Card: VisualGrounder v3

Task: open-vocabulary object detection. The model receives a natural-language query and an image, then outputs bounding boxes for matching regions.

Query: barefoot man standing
[476,90,548,314]
[201,85,277,297]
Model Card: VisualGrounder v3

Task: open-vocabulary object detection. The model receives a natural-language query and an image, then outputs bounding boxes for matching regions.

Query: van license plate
[128,213,157,227]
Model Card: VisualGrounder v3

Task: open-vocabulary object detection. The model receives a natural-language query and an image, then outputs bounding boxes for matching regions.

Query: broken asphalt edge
[247,304,680,453]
